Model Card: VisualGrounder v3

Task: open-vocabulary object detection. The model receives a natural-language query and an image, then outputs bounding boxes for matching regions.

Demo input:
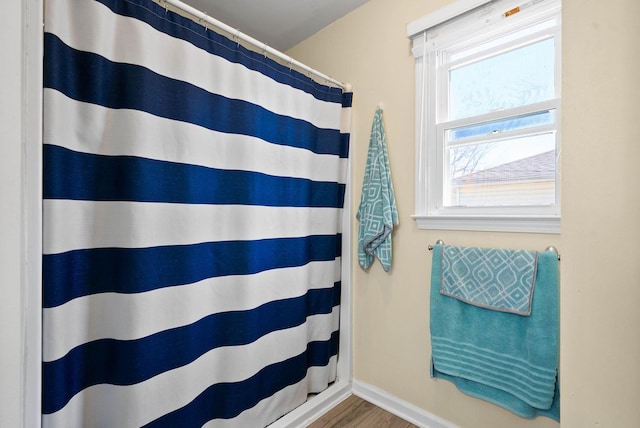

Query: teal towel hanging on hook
[357,105,398,271]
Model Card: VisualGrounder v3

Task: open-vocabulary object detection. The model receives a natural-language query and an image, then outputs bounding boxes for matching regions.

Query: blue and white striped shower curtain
[42,0,351,426]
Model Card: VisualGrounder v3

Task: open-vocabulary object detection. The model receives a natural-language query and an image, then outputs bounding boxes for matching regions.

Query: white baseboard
[270,379,352,428]
[351,380,459,428]
[269,378,458,428]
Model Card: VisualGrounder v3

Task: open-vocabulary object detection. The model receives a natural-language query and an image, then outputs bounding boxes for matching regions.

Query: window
[408,0,561,233]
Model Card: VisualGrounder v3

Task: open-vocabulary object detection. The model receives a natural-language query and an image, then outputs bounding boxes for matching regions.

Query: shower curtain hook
[262,43,268,58]
[202,12,209,31]
[234,29,241,47]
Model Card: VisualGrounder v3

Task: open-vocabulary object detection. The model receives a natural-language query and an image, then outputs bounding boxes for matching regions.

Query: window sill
[412,214,560,234]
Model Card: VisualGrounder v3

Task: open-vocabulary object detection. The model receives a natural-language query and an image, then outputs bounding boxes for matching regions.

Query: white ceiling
[180,0,369,52]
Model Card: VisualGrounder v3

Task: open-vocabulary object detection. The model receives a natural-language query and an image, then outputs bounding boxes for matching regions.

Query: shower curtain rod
[159,0,350,90]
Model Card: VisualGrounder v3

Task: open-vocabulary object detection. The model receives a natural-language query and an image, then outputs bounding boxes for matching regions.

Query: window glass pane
[445,133,556,207]
[449,110,555,141]
[449,38,555,120]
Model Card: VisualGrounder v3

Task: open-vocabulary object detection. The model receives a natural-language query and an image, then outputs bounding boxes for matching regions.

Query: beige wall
[288,0,640,426]
[561,0,640,425]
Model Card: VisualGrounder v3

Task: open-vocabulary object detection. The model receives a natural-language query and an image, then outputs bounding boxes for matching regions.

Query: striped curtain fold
[42,0,352,426]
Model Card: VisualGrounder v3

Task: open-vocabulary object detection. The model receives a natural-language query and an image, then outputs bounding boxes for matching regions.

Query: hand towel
[441,245,538,316]
[357,107,398,271]
[430,244,560,421]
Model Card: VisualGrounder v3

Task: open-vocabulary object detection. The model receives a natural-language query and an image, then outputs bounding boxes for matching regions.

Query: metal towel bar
[427,240,560,260]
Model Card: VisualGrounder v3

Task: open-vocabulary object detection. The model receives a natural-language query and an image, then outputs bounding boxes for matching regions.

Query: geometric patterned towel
[356,106,398,272]
[441,245,538,316]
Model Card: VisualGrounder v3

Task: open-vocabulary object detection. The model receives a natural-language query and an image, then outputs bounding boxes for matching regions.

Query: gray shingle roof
[454,150,556,184]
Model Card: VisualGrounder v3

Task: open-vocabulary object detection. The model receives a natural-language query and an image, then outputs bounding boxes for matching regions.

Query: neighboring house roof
[454,150,556,184]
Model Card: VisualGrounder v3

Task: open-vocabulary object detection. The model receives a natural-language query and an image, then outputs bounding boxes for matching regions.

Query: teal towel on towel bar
[357,107,398,271]
[430,244,560,421]
[441,245,538,316]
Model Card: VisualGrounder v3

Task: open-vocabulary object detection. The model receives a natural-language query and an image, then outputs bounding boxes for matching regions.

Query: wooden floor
[307,395,418,428]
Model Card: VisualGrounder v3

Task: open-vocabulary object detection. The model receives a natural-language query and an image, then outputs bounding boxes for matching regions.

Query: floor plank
[307,395,418,428]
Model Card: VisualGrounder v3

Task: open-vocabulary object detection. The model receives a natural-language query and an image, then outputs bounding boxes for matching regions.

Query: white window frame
[408,0,561,234]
